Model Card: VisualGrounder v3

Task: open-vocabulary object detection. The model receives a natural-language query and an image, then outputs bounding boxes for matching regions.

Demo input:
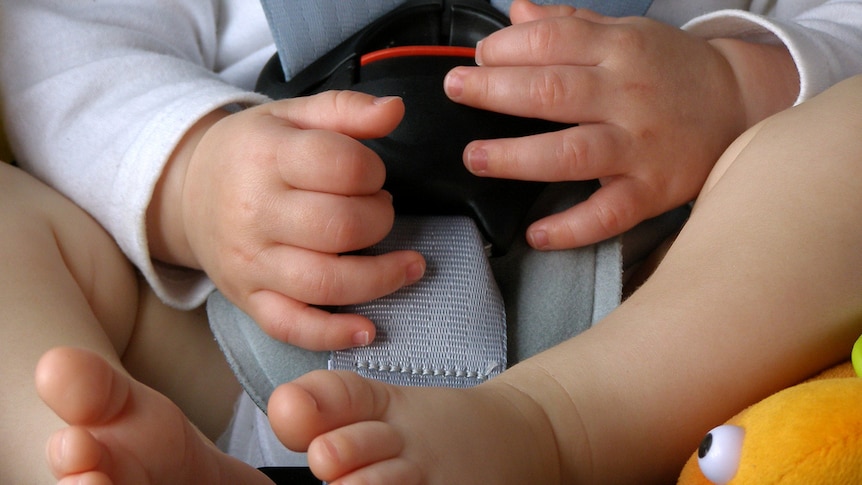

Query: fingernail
[374,95,401,105]
[405,261,425,284]
[475,40,484,66]
[529,229,550,250]
[353,330,370,346]
[444,69,464,99]
[466,146,488,173]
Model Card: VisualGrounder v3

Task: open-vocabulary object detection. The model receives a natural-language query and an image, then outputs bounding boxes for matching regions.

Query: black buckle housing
[257,0,567,254]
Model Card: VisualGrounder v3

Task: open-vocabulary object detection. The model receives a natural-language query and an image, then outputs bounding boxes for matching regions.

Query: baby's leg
[268,75,862,484]
[0,163,141,483]
[36,347,273,485]
[0,164,239,482]
[120,283,241,442]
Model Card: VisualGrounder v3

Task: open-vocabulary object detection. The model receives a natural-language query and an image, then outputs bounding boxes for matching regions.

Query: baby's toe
[308,420,404,481]
[47,426,104,477]
[268,370,394,450]
[36,347,129,426]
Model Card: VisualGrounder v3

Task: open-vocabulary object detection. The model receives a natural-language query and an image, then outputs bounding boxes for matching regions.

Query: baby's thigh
[125,286,242,442]
[0,163,140,353]
[1,164,238,440]
[0,163,143,482]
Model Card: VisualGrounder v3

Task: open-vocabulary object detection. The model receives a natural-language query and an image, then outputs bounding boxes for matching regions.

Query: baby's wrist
[147,152,196,269]
[147,110,228,269]
[708,38,799,128]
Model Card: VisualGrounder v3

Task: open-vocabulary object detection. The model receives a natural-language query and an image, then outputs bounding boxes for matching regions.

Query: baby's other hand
[446,0,792,250]
[180,92,425,351]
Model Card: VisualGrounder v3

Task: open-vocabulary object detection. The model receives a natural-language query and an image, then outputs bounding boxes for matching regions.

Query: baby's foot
[35,347,271,485]
[268,370,562,485]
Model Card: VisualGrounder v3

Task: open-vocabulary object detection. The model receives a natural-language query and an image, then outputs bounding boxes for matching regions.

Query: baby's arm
[0,2,426,350]
[447,0,862,250]
[0,0,265,308]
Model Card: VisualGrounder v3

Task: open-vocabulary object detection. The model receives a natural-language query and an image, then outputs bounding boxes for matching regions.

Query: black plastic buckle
[257,0,568,255]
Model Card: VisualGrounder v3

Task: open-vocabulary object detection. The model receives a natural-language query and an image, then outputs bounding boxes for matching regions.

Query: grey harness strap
[331,216,506,387]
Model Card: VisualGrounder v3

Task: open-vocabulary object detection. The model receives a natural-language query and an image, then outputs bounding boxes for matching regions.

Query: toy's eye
[697,424,745,484]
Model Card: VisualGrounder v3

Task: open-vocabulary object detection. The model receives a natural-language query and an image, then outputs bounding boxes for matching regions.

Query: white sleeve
[0,1,270,309]
[682,1,862,104]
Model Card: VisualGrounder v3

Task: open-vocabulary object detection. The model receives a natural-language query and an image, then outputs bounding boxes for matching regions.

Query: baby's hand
[445,0,793,250]
[178,92,425,351]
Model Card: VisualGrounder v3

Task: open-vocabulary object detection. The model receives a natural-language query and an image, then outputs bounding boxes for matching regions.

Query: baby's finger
[244,245,425,351]
[253,245,425,308]
[274,127,387,195]
[446,65,608,123]
[510,1,623,25]
[476,15,611,67]
[508,0,577,24]
[463,124,629,182]
[245,291,378,351]
[568,8,619,23]
[526,178,656,249]
[265,91,405,140]
[267,191,395,254]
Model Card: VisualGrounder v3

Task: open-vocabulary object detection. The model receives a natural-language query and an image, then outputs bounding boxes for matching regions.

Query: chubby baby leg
[0,163,141,484]
[36,347,273,485]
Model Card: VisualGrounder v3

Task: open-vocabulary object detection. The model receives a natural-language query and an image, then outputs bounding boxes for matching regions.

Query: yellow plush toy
[677,336,862,485]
